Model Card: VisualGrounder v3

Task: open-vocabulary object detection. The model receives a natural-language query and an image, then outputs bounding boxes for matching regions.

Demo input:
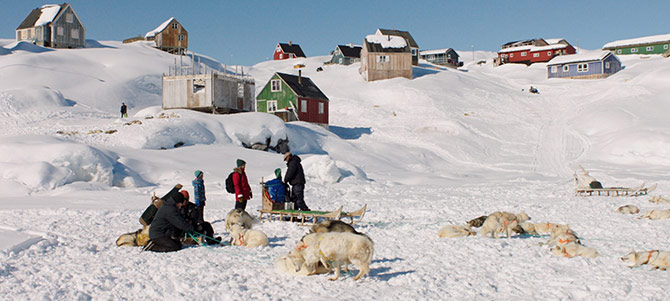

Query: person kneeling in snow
[179,196,221,245]
[145,187,194,252]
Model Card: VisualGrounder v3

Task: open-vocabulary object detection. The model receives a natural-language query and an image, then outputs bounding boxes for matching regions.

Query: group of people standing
[144,152,309,252]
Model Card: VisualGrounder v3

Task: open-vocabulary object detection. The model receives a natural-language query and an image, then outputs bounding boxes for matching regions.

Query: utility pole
[471,45,475,61]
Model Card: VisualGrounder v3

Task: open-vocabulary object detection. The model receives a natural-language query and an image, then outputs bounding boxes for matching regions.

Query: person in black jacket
[145,186,194,252]
[283,152,310,211]
[180,200,221,245]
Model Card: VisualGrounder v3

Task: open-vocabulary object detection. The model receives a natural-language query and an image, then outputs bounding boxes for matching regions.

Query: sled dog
[275,250,330,276]
[616,205,640,214]
[621,250,670,270]
[295,232,373,281]
[467,215,488,228]
[116,225,150,247]
[551,242,598,258]
[229,223,268,248]
[310,220,358,234]
[225,208,254,230]
[638,209,670,220]
[649,195,670,204]
[480,211,529,239]
[438,224,476,238]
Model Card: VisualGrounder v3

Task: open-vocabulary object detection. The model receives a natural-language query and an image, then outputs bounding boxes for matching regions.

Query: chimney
[298,69,302,84]
[289,41,292,46]
[387,35,390,41]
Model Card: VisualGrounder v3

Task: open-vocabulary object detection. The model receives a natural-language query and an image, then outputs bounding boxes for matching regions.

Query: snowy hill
[2,39,670,299]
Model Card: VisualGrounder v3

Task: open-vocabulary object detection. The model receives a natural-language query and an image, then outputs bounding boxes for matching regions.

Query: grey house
[330,44,362,65]
[16,3,85,48]
[420,48,461,67]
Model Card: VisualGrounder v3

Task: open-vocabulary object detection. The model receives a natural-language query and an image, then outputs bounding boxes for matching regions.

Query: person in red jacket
[232,159,252,210]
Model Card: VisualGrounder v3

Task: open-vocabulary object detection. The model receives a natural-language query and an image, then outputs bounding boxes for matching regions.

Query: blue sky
[2,0,670,66]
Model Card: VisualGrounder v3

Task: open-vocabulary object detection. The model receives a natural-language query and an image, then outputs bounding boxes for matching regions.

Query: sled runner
[574,166,657,197]
[258,182,367,225]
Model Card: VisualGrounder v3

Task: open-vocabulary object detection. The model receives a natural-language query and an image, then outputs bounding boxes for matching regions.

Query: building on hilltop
[495,38,575,66]
[16,3,85,48]
[602,34,670,56]
[547,51,622,79]
[274,42,306,60]
[359,34,412,82]
[145,17,188,55]
[420,48,462,68]
[329,44,362,65]
[256,71,329,127]
[376,28,419,65]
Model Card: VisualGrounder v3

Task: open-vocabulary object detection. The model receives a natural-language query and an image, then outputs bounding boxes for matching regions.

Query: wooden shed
[602,34,670,56]
[359,34,412,82]
[547,51,622,79]
[376,28,419,65]
[420,48,461,67]
[256,72,329,127]
[145,17,188,55]
[274,42,306,60]
[496,38,575,66]
[330,44,362,65]
[16,3,85,48]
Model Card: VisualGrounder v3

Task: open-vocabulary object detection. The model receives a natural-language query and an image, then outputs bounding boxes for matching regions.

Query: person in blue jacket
[192,170,206,225]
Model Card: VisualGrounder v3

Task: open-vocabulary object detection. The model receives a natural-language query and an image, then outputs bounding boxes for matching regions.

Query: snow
[2,37,670,299]
[544,38,565,44]
[419,48,453,55]
[603,33,670,49]
[34,4,62,27]
[547,50,613,66]
[365,34,407,48]
[145,17,175,38]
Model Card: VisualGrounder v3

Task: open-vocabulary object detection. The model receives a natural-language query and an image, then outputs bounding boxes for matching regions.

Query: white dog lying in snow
[480,211,529,239]
[438,224,476,238]
[229,223,268,248]
[275,250,330,276]
[292,232,374,281]
[616,205,640,214]
[637,209,670,220]
[649,195,670,204]
[621,250,670,270]
[551,242,598,258]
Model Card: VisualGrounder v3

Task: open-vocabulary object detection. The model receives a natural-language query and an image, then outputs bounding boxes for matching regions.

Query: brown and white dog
[293,232,374,281]
[637,209,670,220]
[116,225,150,247]
[480,211,530,239]
[309,220,358,234]
[229,223,268,248]
[438,224,476,238]
[621,250,670,270]
[551,242,598,258]
[225,208,254,231]
[616,205,640,214]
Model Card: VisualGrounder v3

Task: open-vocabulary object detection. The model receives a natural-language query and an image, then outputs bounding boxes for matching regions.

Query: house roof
[547,51,616,66]
[502,39,543,48]
[544,38,566,45]
[337,44,362,58]
[278,43,306,57]
[275,72,328,101]
[498,43,568,54]
[377,28,419,48]
[145,17,175,38]
[364,35,409,53]
[17,4,64,29]
[420,48,457,56]
[602,34,670,49]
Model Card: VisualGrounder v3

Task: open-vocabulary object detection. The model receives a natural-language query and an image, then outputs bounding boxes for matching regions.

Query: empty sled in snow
[574,166,656,197]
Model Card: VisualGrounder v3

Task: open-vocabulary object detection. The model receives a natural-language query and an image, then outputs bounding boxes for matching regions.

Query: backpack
[225,172,236,193]
[265,178,286,203]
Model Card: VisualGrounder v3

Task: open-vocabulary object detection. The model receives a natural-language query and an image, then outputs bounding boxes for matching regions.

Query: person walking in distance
[283,152,310,211]
[232,159,252,210]
[120,102,128,118]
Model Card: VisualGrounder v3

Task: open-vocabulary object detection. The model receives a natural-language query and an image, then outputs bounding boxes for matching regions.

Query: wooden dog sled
[257,182,367,226]
[574,166,657,197]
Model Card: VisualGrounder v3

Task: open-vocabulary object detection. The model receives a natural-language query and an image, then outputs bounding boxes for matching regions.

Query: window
[339,58,343,64]
[447,54,451,59]
[271,79,281,92]
[547,51,552,56]
[172,23,178,29]
[66,13,73,23]
[577,63,588,72]
[318,102,324,114]
[301,100,307,113]
[551,66,557,73]
[563,65,569,72]
[237,83,244,98]
[665,44,669,50]
[71,29,79,39]
[411,48,417,55]
[617,49,622,54]
[605,62,611,69]
[631,48,638,53]
[533,53,539,58]
[57,26,63,36]
[178,34,184,41]
[646,46,654,51]
[377,55,389,63]
[521,52,527,57]
[510,53,514,58]
[267,100,277,112]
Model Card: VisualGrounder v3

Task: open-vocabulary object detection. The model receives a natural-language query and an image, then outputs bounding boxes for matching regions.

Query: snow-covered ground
[2,39,670,299]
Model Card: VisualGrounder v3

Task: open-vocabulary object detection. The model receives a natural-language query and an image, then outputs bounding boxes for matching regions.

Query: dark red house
[274,41,306,60]
[496,38,575,66]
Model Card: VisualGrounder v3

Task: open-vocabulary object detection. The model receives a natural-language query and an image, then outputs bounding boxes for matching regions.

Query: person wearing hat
[192,170,206,225]
[283,152,310,211]
[146,185,194,252]
[120,102,127,118]
[232,159,252,210]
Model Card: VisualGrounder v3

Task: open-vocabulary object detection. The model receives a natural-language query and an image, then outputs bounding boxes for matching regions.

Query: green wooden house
[256,72,329,126]
[602,34,670,55]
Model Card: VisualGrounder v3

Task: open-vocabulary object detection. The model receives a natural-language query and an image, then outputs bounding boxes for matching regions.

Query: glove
[250,192,253,199]
[237,196,243,202]
[175,184,183,189]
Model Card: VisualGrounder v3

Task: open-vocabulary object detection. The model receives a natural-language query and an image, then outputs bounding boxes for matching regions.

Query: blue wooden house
[330,44,362,65]
[547,51,621,79]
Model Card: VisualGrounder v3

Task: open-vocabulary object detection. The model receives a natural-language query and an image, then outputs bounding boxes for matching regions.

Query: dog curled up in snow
[480,211,529,239]
[229,223,268,248]
[116,225,150,247]
[637,209,670,220]
[544,226,580,248]
[275,249,330,276]
[551,242,598,258]
[225,208,254,231]
[294,232,374,281]
[438,224,476,238]
[621,250,670,270]
[616,205,640,214]
[522,222,570,236]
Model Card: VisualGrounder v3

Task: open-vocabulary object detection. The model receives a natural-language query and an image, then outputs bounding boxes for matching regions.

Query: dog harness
[237,233,245,246]
[644,250,659,265]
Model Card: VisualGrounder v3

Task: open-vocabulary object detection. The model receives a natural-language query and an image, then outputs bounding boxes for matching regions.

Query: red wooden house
[274,41,306,60]
[496,38,575,66]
